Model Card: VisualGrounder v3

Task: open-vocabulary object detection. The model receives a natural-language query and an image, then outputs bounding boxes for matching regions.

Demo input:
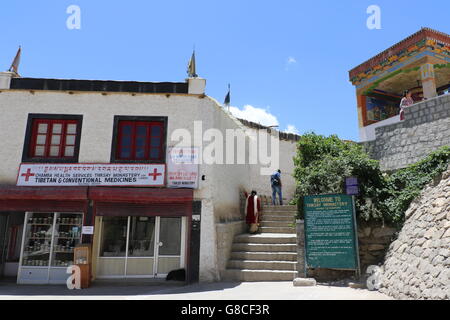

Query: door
[97,216,186,279]
[154,217,185,278]
[0,214,9,278]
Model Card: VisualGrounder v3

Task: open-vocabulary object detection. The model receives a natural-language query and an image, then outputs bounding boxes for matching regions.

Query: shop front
[0,186,89,284]
[0,186,194,284]
[90,188,193,281]
[95,216,186,279]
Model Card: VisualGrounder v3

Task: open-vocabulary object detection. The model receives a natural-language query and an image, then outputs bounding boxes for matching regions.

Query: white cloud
[229,105,279,127]
[285,56,297,70]
[287,56,297,64]
[284,124,299,135]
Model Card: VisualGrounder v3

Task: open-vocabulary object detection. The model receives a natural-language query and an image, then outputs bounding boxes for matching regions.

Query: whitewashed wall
[0,89,299,281]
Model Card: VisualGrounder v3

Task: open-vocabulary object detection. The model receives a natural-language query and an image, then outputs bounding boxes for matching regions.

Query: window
[22,114,82,163]
[100,217,128,257]
[128,217,155,257]
[111,116,167,163]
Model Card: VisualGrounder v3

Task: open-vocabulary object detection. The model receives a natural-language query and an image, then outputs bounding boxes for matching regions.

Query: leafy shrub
[293,133,449,226]
[382,146,450,223]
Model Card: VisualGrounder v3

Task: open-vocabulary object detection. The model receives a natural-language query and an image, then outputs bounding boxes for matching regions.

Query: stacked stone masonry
[363,94,450,171]
[379,167,450,300]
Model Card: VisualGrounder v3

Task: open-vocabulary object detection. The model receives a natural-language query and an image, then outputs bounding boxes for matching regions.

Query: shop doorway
[0,212,25,280]
[0,214,8,277]
[96,216,186,279]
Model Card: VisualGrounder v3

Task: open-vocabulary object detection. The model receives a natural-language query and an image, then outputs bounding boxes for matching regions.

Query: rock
[438,249,449,257]
[431,255,445,266]
[293,278,316,287]
[368,244,386,251]
[422,249,432,258]
[372,227,397,238]
[363,227,372,237]
[442,228,450,238]
[431,267,441,278]
[424,228,436,239]
[433,197,447,208]
[415,238,427,246]
[348,282,366,289]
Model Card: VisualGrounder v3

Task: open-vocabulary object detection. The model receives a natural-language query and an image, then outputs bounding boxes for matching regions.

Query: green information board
[304,194,359,270]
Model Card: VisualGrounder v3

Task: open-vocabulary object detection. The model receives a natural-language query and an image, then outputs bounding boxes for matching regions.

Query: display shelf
[54,237,81,240]
[18,212,84,284]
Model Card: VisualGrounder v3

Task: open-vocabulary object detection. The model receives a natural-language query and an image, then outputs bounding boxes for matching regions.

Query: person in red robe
[245,190,261,234]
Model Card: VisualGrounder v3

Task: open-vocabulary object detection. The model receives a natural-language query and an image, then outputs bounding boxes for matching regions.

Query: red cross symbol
[148,168,162,181]
[21,168,35,182]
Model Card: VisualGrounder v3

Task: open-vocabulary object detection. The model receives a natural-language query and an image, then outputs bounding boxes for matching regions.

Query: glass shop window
[100,217,128,257]
[159,217,181,256]
[127,217,156,257]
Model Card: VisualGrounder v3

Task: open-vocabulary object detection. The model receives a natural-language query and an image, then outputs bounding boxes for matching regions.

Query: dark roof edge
[9,77,189,94]
[237,118,301,142]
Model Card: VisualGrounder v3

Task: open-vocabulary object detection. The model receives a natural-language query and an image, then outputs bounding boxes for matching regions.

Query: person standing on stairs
[271,169,283,205]
[245,190,261,234]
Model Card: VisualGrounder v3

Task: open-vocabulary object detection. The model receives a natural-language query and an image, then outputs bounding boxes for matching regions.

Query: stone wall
[216,220,246,279]
[357,221,397,271]
[379,167,450,300]
[363,94,450,171]
[302,221,397,282]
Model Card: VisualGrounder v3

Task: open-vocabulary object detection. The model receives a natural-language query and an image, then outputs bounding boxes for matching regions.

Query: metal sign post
[351,195,361,278]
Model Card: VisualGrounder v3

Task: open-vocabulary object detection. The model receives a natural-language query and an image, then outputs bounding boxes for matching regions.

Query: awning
[0,186,88,212]
[90,188,193,217]
[0,186,193,217]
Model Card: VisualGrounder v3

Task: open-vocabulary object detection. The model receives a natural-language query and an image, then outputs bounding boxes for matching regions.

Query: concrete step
[260,220,294,228]
[260,226,296,234]
[233,233,297,244]
[262,211,297,217]
[230,251,297,262]
[222,269,298,282]
[227,260,297,271]
[263,205,297,212]
[232,243,297,252]
[260,215,295,222]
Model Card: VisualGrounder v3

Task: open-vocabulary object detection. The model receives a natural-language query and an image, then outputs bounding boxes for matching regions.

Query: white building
[0,70,299,285]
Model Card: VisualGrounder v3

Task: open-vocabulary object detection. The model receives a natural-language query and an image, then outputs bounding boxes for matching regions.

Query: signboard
[167,147,199,189]
[345,177,359,196]
[16,163,165,187]
[304,194,359,270]
[82,226,94,235]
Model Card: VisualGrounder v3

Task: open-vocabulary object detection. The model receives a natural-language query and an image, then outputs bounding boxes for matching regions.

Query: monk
[245,190,261,234]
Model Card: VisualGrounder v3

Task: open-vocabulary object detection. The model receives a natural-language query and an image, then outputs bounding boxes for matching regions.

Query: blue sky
[1,1,449,141]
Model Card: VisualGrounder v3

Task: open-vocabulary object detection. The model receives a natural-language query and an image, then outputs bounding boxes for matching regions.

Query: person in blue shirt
[271,169,283,205]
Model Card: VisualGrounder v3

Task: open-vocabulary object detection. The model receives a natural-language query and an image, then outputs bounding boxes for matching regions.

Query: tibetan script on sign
[16,163,165,187]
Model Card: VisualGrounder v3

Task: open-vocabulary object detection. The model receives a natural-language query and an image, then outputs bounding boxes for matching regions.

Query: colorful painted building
[349,28,450,141]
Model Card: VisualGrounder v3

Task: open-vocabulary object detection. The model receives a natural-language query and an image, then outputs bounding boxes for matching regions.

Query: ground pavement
[0,281,392,300]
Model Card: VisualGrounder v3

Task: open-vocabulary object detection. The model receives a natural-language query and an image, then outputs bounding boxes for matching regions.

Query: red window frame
[116,120,165,161]
[29,119,79,159]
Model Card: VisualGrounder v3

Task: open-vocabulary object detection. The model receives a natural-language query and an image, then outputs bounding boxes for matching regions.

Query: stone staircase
[223,205,298,281]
